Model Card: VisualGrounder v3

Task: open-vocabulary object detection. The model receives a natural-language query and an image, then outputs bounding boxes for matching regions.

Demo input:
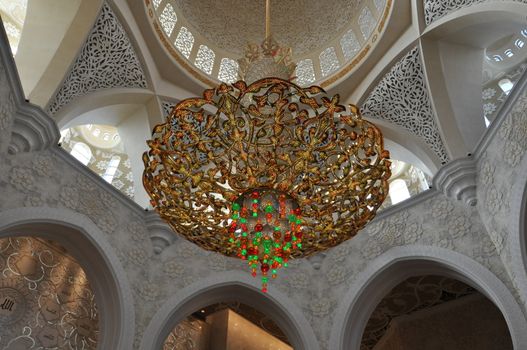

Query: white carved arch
[54,88,159,207]
[54,88,155,129]
[329,245,527,350]
[141,271,320,350]
[0,206,135,350]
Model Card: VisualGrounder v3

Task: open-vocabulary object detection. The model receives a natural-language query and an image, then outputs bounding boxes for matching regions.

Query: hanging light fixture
[143,1,391,292]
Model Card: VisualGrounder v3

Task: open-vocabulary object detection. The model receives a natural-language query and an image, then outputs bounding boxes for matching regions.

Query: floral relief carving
[329,244,352,263]
[447,215,472,239]
[59,186,80,210]
[287,272,309,290]
[125,247,149,266]
[377,223,403,246]
[499,109,527,168]
[479,159,495,186]
[361,47,450,163]
[8,167,35,193]
[430,197,454,221]
[498,116,513,140]
[366,220,385,238]
[504,140,524,167]
[326,265,350,286]
[489,231,505,255]
[437,237,454,250]
[163,259,185,279]
[309,297,332,318]
[404,222,424,244]
[361,239,383,259]
[486,185,505,215]
[32,154,55,178]
[472,238,498,266]
[208,253,228,271]
[47,3,148,115]
[127,220,148,242]
[23,193,45,207]
[424,0,527,25]
[136,281,160,302]
[92,211,118,235]
[0,90,14,131]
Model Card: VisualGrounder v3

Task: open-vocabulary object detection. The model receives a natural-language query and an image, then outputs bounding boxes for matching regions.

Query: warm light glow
[143,78,391,290]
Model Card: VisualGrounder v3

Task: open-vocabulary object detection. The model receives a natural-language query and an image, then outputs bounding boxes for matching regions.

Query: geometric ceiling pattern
[172,0,368,57]
[47,2,147,115]
[361,47,450,163]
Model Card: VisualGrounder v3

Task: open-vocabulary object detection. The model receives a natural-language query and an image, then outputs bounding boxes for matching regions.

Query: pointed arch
[329,245,527,350]
[0,206,135,350]
[141,271,320,350]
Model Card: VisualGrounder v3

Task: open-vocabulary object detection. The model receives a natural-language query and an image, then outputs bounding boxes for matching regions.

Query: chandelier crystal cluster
[144,0,391,291]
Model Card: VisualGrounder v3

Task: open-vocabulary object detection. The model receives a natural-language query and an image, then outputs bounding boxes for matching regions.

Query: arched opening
[0,207,135,350]
[361,275,512,349]
[0,236,100,349]
[163,302,292,349]
[142,271,319,350]
[60,124,134,199]
[381,159,430,209]
[330,246,527,350]
[69,141,93,166]
[55,97,158,208]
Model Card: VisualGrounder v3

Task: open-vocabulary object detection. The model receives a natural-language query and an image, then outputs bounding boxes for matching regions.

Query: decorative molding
[361,47,450,163]
[433,156,477,206]
[145,210,177,254]
[474,64,527,159]
[8,103,60,154]
[423,0,527,25]
[47,2,148,115]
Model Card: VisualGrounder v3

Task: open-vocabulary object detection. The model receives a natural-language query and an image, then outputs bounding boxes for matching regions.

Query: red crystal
[261,263,270,273]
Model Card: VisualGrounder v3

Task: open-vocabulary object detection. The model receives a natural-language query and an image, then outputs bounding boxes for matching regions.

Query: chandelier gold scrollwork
[143,77,391,290]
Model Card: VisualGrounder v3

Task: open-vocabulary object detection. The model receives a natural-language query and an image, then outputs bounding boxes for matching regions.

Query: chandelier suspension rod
[265,0,271,40]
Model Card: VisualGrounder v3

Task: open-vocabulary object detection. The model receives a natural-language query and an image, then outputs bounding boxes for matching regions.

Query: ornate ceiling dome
[147,0,391,87]
[174,0,368,57]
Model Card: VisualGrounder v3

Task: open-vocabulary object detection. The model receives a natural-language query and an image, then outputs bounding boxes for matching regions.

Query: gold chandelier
[143,1,391,292]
